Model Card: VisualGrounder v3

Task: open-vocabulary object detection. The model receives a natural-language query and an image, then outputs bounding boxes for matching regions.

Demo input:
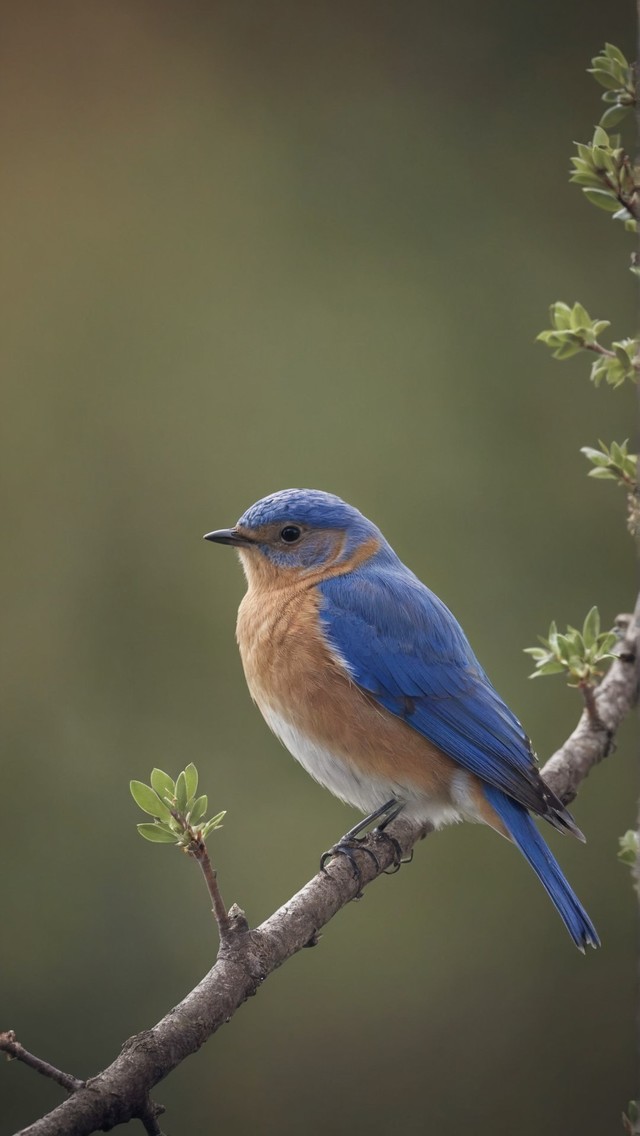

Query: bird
[204,488,599,950]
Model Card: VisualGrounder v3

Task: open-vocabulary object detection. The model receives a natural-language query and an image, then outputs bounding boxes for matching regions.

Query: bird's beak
[203,528,254,547]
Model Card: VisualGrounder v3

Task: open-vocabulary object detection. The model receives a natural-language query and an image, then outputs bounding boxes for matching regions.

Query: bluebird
[205,488,599,950]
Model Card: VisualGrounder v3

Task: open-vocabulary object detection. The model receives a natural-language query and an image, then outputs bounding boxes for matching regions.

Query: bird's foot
[320,837,380,897]
[319,800,405,895]
[373,828,414,875]
[370,803,412,874]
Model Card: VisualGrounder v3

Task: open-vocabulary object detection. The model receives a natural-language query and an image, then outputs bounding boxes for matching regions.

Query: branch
[8,596,640,1136]
[189,835,231,940]
[584,340,616,359]
[0,1033,83,1095]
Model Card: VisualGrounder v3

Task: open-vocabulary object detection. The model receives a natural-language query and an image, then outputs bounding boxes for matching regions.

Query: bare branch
[0,1032,83,1095]
[7,594,640,1136]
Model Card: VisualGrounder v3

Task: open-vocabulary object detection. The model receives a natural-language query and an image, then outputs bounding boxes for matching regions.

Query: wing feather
[318,562,578,832]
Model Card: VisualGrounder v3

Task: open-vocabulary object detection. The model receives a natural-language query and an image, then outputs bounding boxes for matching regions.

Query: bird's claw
[373,828,414,874]
[320,837,380,896]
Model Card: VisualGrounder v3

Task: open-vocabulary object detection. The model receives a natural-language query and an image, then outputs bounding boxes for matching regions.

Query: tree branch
[0,1033,84,1096]
[8,596,640,1136]
[186,832,231,942]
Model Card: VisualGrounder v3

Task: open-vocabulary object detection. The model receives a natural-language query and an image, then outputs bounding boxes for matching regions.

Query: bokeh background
[2,2,638,1133]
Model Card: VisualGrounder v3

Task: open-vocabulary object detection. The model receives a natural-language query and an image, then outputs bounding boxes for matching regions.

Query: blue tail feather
[484,785,600,951]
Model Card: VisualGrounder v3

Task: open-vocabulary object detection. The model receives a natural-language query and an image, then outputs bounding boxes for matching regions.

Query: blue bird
[205,488,599,950]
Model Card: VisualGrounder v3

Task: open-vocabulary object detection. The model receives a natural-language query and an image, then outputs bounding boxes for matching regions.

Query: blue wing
[318,557,576,830]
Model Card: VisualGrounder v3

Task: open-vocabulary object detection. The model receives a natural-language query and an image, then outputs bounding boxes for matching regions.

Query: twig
[0,1032,83,1095]
[168,806,231,941]
[138,1099,166,1136]
[187,834,231,940]
[579,680,609,734]
[585,341,616,358]
[6,593,640,1136]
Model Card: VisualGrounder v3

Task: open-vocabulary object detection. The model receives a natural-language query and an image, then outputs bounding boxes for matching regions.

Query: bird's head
[204,488,387,586]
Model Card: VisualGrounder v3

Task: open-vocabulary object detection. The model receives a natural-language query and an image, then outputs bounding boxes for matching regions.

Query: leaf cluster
[570,124,637,227]
[130,764,226,845]
[536,301,610,360]
[524,607,617,684]
[581,439,638,486]
[590,338,638,388]
[587,43,635,129]
[537,301,638,387]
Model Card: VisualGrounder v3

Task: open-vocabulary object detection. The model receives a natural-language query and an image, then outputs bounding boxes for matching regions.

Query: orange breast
[236,576,463,809]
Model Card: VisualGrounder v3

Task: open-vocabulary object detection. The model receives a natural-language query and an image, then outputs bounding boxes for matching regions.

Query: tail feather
[484,785,600,951]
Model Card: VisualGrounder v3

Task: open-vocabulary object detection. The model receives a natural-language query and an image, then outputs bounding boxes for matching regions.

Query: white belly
[260,702,467,828]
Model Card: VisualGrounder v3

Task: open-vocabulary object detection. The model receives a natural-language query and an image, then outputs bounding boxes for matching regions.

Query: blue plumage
[238,488,379,544]
[319,557,580,835]
[484,787,600,949]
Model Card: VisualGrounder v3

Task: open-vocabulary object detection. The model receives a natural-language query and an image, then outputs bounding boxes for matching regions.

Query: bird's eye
[280,525,302,544]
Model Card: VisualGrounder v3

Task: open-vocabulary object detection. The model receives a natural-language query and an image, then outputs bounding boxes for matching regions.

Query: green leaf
[582,188,621,212]
[130,780,173,820]
[592,125,609,147]
[614,343,631,366]
[569,302,591,329]
[590,145,614,173]
[599,631,618,655]
[184,763,198,801]
[555,634,574,661]
[201,811,226,838]
[570,170,606,187]
[575,142,591,162]
[150,768,175,801]
[530,660,566,677]
[610,441,624,464]
[582,606,600,647]
[588,466,617,480]
[589,68,625,91]
[600,104,630,129]
[618,830,639,866]
[622,451,638,479]
[580,445,609,466]
[589,357,609,385]
[604,43,628,66]
[552,341,584,360]
[550,301,572,328]
[175,770,188,813]
[137,823,179,843]
[189,794,208,825]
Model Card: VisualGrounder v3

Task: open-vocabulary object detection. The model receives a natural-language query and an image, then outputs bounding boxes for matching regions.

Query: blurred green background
[2,2,637,1133]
